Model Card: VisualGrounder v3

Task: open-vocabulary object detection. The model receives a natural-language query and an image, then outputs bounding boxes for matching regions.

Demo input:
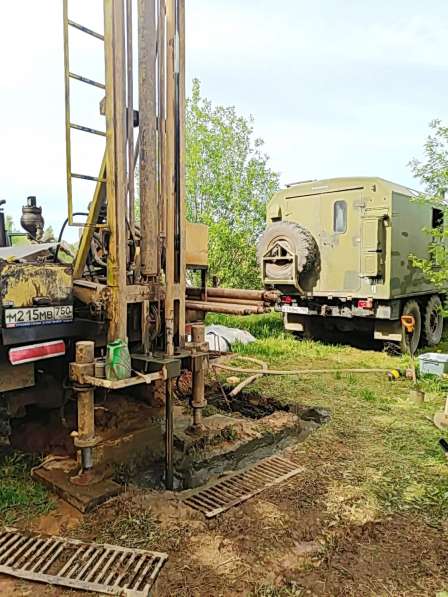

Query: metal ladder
[63,0,107,227]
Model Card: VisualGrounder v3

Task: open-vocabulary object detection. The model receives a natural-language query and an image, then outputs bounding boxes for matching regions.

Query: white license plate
[282,305,309,315]
[4,305,73,328]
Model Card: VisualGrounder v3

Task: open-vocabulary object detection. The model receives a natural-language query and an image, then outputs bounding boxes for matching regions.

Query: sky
[1,0,448,239]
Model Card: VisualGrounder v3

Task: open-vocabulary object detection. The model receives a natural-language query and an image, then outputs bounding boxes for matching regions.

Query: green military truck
[257,177,445,352]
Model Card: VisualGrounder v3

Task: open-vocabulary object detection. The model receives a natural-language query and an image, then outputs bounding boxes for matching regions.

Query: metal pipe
[126,0,135,237]
[104,0,128,341]
[191,324,206,432]
[165,380,174,489]
[138,0,158,277]
[186,287,280,303]
[74,341,96,471]
[158,0,166,252]
[185,300,269,315]
[164,0,175,355]
[192,296,269,307]
[0,209,7,247]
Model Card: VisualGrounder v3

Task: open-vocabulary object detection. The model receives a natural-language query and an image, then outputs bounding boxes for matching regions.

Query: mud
[131,391,329,491]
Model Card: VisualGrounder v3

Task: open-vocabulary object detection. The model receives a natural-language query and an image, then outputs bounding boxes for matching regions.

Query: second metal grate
[183,455,303,518]
[0,528,167,596]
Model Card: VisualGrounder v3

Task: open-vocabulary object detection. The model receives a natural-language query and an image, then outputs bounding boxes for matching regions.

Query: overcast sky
[1,0,448,239]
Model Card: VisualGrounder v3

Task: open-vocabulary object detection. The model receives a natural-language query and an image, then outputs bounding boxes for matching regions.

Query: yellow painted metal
[0,264,72,308]
[63,0,107,228]
[63,0,72,224]
[185,222,208,268]
[73,152,107,280]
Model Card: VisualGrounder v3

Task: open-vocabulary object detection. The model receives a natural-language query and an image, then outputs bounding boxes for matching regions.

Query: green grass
[0,452,54,525]
[206,311,285,339]
[211,313,448,525]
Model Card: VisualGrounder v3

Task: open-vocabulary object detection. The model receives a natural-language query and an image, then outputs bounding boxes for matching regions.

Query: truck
[257,176,445,353]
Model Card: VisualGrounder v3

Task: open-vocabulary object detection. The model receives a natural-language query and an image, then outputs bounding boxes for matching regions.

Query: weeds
[360,388,377,402]
[251,584,302,597]
[211,313,448,525]
[0,452,53,525]
[206,312,284,339]
[74,493,161,550]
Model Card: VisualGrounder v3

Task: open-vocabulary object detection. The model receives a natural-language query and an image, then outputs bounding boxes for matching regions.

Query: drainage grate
[183,455,303,518]
[0,528,167,596]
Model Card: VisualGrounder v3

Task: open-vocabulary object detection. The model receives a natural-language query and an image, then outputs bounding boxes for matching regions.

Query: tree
[186,79,279,288]
[409,120,448,289]
[5,215,15,233]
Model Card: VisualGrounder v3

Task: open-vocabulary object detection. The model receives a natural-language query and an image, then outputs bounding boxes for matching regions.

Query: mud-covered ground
[1,314,448,596]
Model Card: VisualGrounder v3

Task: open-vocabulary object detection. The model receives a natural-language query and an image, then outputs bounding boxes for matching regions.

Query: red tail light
[9,340,66,365]
[357,299,373,309]
[281,295,293,304]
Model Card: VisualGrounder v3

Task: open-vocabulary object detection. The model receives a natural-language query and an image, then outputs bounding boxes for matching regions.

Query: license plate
[282,305,309,315]
[4,305,73,328]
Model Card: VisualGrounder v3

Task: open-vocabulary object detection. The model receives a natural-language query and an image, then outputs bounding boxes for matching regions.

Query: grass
[251,584,302,596]
[73,493,161,550]
[0,452,54,526]
[206,311,285,339]
[209,312,448,526]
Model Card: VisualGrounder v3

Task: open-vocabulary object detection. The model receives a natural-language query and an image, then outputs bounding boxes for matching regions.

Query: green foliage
[206,312,284,339]
[5,214,15,233]
[0,452,53,525]
[186,79,279,288]
[410,120,448,291]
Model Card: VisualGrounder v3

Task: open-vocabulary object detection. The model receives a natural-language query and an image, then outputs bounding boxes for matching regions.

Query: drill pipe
[186,287,279,303]
[185,300,269,315]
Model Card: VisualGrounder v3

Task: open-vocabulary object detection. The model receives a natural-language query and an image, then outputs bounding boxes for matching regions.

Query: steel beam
[138,0,158,278]
[104,0,128,341]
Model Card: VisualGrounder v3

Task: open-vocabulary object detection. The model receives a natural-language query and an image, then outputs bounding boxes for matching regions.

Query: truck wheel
[422,295,443,346]
[257,221,318,282]
[400,299,421,355]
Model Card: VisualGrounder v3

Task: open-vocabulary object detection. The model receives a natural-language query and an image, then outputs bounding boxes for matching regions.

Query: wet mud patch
[206,384,331,425]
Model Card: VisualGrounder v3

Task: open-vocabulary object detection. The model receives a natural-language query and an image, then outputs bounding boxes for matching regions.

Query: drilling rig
[63,0,201,495]
[0,0,207,506]
[0,0,279,509]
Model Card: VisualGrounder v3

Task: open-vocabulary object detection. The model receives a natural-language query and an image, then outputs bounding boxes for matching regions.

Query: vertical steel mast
[64,0,193,491]
[104,0,128,342]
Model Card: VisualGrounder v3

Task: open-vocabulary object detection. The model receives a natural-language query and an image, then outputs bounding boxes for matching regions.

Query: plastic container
[418,352,448,377]
[105,339,131,381]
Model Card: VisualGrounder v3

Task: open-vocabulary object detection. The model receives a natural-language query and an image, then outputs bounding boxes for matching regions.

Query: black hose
[54,212,89,262]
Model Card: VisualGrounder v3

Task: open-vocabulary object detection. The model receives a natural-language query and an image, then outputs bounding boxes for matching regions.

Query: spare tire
[257,221,319,282]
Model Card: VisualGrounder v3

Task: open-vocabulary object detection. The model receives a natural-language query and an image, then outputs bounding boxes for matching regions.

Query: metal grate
[183,455,303,518]
[0,528,167,596]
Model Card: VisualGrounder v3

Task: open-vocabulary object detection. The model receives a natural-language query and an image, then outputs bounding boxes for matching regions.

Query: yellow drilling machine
[0,0,278,509]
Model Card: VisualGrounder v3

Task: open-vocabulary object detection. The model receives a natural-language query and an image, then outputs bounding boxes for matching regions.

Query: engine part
[20,196,44,240]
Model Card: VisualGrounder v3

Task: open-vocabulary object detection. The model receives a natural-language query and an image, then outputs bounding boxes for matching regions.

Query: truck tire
[401,299,421,355]
[257,221,318,282]
[422,295,443,346]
